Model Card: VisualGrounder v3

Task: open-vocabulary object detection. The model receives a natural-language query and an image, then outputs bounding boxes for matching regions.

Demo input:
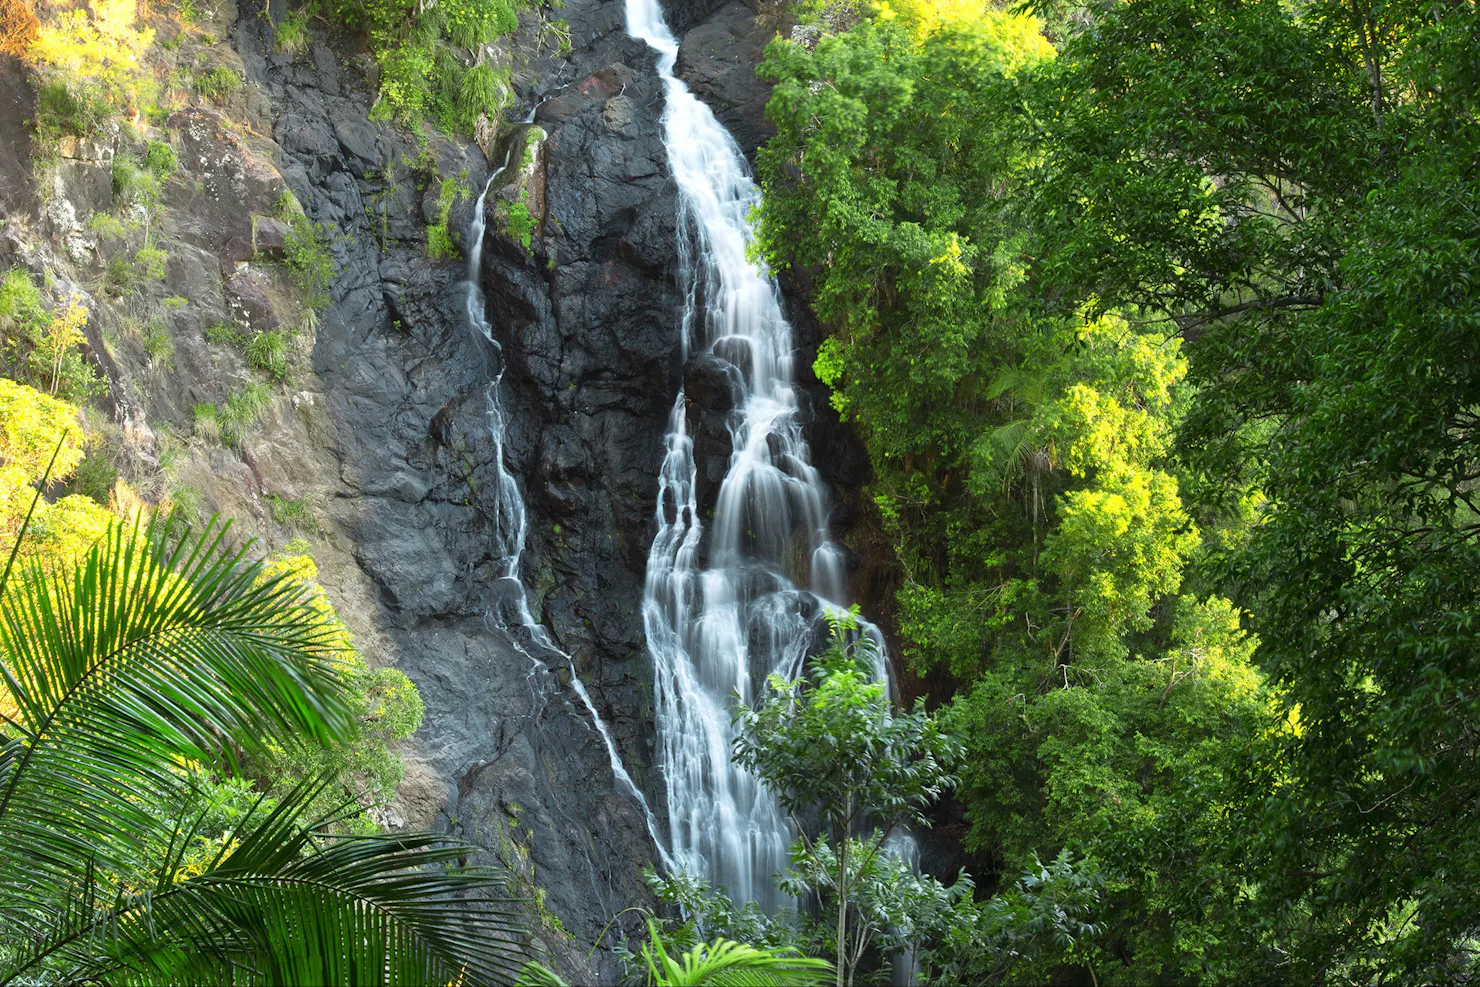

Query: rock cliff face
[0,0,873,976]
[230,5,690,976]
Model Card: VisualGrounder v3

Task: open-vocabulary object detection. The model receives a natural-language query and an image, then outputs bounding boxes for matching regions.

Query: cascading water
[463,117,673,871]
[626,0,889,912]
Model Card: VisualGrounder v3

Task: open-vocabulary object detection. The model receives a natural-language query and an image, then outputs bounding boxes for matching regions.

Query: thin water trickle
[625,0,891,912]
[463,114,674,872]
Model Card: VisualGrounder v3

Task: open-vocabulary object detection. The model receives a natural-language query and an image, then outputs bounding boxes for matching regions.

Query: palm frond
[9,782,531,986]
[642,921,833,987]
[0,514,355,908]
[969,417,1039,490]
[516,960,571,986]
[983,365,1044,406]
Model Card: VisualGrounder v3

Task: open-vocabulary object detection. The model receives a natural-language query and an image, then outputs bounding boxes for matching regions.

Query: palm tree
[0,514,529,985]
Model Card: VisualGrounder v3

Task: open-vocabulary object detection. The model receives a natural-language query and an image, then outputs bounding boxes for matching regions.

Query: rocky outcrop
[676,0,788,157]
[226,3,689,977]
[0,56,35,218]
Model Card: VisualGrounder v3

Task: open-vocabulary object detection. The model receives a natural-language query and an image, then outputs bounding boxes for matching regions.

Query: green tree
[0,268,105,404]
[1018,0,1480,977]
[733,613,959,986]
[755,6,1276,980]
[0,514,527,984]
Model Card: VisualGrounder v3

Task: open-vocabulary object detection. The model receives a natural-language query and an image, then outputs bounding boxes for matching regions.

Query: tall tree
[756,7,1274,980]
[1025,0,1480,977]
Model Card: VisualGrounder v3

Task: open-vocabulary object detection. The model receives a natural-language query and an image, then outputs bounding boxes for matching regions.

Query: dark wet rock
[684,350,739,411]
[0,55,37,218]
[660,0,732,35]
[676,0,786,157]
[219,0,711,978]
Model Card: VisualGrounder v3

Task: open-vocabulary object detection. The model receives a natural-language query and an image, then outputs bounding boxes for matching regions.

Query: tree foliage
[759,0,1480,978]
[734,614,960,986]
[1017,0,1480,978]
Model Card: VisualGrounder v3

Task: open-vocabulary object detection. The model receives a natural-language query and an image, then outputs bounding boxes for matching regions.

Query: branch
[1174,294,1325,337]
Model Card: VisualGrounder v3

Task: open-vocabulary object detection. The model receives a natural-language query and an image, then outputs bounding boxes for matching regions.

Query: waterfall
[626,0,889,911]
[463,121,674,872]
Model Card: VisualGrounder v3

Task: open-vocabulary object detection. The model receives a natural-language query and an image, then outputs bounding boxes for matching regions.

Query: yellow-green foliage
[0,0,40,59]
[29,0,158,113]
[274,6,309,52]
[0,378,114,565]
[425,174,467,260]
[257,550,426,824]
[884,0,1052,58]
[193,64,242,102]
[0,269,105,403]
[317,0,520,133]
[504,190,535,250]
[277,194,335,312]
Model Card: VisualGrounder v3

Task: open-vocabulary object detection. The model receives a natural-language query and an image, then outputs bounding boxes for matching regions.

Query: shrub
[279,196,335,311]
[505,192,535,250]
[33,81,113,148]
[169,483,203,521]
[143,323,174,366]
[194,65,243,102]
[0,266,46,336]
[426,223,457,261]
[275,6,309,52]
[426,175,467,261]
[132,246,169,281]
[86,212,134,241]
[267,493,315,532]
[1,274,106,403]
[28,0,160,122]
[102,254,133,296]
[112,155,159,206]
[144,139,178,180]
[371,41,436,123]
[63,447,119,506]
[245,328,290,379]
[219,381,274,446]
[448,62,509,134]
[192,401,220,443]
[444,0,519,49]
[321,0,524,133]
[204,320,241,344]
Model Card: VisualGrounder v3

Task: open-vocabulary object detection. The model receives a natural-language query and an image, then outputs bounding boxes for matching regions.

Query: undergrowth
[310,0,522,133]
[426,172,469,261]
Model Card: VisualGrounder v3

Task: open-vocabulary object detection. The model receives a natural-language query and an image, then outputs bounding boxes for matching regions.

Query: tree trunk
[836,794,849,987]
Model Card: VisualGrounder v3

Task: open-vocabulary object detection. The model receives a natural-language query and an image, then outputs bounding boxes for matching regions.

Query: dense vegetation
[6,0,1480,982]
[749,0,1480,981]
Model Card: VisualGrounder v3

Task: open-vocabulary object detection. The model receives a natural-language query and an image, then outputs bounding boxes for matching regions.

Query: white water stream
[625,0,889,911]
[464,121,674,872]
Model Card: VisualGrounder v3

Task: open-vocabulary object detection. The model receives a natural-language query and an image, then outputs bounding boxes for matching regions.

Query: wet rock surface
[225,2,691,976]
[676,0,789,157]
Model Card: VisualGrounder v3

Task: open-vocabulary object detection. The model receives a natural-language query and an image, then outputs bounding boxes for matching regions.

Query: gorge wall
[0,0,874,977]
